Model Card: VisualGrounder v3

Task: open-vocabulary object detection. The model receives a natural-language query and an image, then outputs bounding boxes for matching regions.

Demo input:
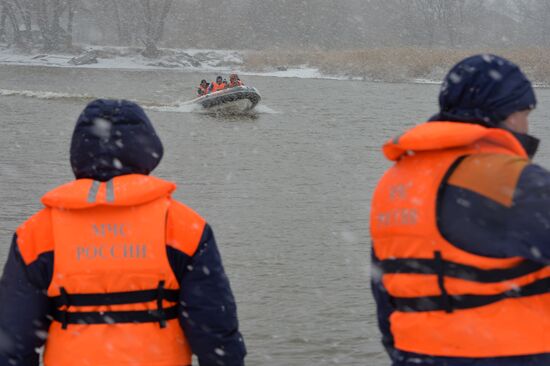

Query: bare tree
[0,5,6,42]
[0,0,25,47]
[110,0,126,45]
[139,0,173,57]
[0,0,77,51]
[516,0,550,47]
[2,0,545,53]
[11,0,33,45]
[375,0,485,47]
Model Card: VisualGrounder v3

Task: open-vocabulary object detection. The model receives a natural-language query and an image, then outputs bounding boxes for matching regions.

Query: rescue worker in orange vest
[197,79,209,96]
[0,99,246,366]
[208,76,225,93]
[371,54,550,366]
[228,74,243,88]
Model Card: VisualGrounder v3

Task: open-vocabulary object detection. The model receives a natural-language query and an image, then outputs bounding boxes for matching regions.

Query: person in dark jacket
[371,54,550,366]
[0,99,246,366]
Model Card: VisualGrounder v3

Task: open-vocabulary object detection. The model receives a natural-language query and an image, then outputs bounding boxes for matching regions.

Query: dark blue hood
[70,99,163,181]
[433,54,536,127]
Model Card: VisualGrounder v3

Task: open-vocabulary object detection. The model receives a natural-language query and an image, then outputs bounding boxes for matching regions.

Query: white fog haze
[2,0,550,82]
[1,1,550,366]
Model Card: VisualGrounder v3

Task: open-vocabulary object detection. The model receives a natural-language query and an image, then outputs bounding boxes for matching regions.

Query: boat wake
[146,101,278,115]
[254,104,279,114]
[0,88,93,102]
[0,88,279,115]
[145,100,201,113]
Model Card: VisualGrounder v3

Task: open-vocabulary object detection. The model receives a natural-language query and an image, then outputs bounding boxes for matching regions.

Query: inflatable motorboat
[191,86,261,112]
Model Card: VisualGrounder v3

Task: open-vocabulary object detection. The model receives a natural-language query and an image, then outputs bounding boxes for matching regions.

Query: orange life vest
[371,122,550,358]
[198,85,209,95]
[17,174,206,366]
[210,82,225,92]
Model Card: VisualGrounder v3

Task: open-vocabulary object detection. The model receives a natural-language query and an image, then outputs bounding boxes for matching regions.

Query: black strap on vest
[379,256,546,283]
[51,281,179,329]
[380,252,549,313]
[433,251,452,313]
[393,276,550,312]
[51,306,179,326]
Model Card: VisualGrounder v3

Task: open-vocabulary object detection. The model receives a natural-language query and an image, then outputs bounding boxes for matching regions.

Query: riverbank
[0,44,243,71]
[244,48,550,85]
[2,44,549,85]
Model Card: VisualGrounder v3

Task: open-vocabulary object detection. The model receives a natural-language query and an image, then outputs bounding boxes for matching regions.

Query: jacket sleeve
[0,236,51,366]
[506,163,550,263]
[168,224,246,366]
[439,162,550,263]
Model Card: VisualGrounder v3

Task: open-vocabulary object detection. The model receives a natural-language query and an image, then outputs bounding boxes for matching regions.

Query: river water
[1,65,550,365]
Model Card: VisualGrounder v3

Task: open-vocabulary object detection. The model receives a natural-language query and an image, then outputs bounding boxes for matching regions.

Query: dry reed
[243,48,550,84]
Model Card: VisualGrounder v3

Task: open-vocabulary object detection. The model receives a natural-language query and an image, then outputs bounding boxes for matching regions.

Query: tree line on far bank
[1,0,550,56]
[0,0,172,56]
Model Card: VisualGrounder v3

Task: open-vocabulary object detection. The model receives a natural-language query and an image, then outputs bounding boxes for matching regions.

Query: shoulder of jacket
[166,199,206,256]
[15,208,55,265]
[447,153,530,207]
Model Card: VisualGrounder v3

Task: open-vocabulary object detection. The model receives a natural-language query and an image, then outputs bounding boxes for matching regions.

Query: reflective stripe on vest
[371,122,550,358]
[41,175,193,366]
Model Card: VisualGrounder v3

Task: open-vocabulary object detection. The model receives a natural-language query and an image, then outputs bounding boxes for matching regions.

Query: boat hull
[192,86,261,112]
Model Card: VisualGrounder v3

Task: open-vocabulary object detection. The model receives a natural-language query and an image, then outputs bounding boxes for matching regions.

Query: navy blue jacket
[0,99,245,366]
[372,131,550,366]
[0,224,245,366]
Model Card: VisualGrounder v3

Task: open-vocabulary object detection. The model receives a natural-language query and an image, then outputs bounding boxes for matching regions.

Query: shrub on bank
[243,48,550,84]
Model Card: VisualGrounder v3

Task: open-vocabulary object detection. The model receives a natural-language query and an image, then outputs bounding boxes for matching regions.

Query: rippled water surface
[2,65,550,365]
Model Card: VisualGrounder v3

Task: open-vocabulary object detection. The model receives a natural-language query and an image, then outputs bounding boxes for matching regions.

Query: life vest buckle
[59,287,70,329]
[504,286,522,298]
[156,280,167,328]
[434,251,453,313]
[50,283,180,328]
